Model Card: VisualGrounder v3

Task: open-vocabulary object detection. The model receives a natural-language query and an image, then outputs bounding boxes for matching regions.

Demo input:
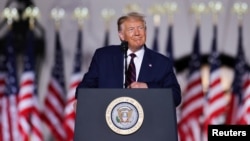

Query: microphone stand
[121,41,128,88]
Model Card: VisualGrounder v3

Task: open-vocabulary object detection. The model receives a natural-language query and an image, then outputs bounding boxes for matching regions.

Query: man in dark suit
[75,12,181,107]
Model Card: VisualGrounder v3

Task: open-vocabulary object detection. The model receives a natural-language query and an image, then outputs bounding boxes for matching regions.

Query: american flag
[1,30,19,141]
[17,29,36,141]
[225,25,247,124]
[0,43,7,141]
[238,68,250,124]
[203,25,228,140]
[236,25,250,124]
[178,25,204,141]
[17,29,44,141]
[152,26,159,52]
[43,30,66,141]
[30,91,44,141]
[28,32,44,141]
[64,29,83,141]
[165,24,177,76]
[178,117,202,141]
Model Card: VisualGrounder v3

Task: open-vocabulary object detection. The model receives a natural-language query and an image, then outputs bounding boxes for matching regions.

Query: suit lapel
[138,47,153,82]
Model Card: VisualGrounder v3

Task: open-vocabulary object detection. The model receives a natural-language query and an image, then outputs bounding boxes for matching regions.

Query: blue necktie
[126,53,136,86]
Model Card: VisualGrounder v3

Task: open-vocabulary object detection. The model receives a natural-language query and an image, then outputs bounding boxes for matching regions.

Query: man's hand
[128,82,148,88]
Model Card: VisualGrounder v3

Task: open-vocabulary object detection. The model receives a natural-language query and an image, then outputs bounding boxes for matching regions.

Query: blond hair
[117,12,146,31]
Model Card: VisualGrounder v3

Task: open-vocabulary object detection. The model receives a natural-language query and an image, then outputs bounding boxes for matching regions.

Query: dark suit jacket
[77,45,181,106]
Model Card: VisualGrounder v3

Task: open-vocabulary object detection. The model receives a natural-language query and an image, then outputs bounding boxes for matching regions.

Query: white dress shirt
[125,47,145,82]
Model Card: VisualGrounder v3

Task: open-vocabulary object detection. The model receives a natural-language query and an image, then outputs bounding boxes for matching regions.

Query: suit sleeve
[75,50,100,98]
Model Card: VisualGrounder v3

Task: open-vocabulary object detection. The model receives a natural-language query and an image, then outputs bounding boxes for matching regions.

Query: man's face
[119,19,146,52]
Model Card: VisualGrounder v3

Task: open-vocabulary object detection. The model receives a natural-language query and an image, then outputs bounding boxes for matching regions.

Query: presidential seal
[105,96,144,135]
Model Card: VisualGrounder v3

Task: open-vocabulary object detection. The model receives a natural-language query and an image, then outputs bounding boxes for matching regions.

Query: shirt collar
[127,46,145,59]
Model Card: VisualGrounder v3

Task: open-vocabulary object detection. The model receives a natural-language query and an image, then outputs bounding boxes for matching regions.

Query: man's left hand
[128,82,148,88]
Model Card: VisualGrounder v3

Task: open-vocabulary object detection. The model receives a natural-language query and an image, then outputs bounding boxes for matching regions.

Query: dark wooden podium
[74,89,178,141]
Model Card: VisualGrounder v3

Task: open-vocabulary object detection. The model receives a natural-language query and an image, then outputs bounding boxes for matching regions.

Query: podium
[74,88,178,141]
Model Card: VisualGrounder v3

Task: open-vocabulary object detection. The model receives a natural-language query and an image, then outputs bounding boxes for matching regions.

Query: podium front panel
[74,88,178,141]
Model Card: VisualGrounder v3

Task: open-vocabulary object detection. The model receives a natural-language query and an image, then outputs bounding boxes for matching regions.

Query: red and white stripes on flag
[2,92,19,141]
[2,30,19,141]
[202,25,228,141]
[225,25,247,125]
[235,24,249,124]
[237,72,250,124]
[30,95,43,141]
[18,73,44,141]
[178,26,204,141]
[43,31,66,141]
[0,70,6,140]
[64,74,81,141]
[43,78,66,140]
[179,72,204,123]
[18,72,35,141]
[203,69,227,125]
[64,29,83,141]
[178,71,204,141]
[17,29,44,141]
[203,68,227,134]
[178,117,202,141]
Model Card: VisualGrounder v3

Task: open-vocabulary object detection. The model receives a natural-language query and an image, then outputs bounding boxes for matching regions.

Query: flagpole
[47,8,66,141]
[62,7,88,141]
[162,2,178,66]
[177,3,205,141]
[1,6,19,141]
[203,3,225,141]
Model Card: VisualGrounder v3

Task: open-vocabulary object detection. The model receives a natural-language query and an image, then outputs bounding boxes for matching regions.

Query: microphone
[121,41,128,88]
[121,40,128,53]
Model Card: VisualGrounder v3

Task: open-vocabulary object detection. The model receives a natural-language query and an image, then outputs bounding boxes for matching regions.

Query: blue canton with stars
[188,26,202,76]
[73,29,83,73]
[208,25,221,73]
[52,31,65,93]
[231,25,247,102]
[5,30,19,96]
